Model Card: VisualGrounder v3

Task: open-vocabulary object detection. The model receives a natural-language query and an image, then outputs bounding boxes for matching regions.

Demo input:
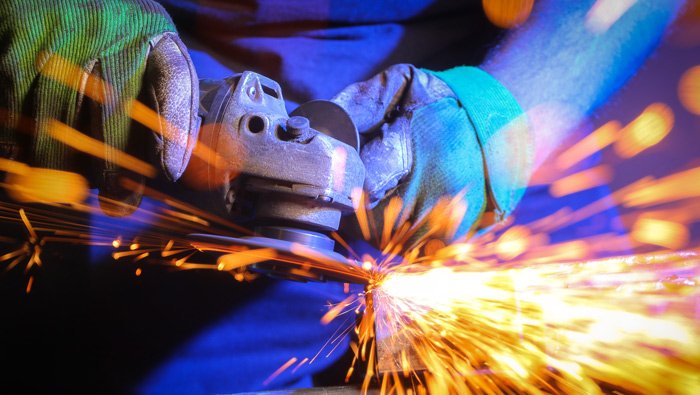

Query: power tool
[186,71,368,284]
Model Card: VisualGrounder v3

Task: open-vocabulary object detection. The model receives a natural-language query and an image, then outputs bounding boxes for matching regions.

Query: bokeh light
[614,103,674,158]
[482,0,534,29]
[678,65,700,116]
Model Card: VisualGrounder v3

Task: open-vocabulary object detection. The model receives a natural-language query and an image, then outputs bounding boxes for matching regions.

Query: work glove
[0,0,199,215]
[332,64,532,241]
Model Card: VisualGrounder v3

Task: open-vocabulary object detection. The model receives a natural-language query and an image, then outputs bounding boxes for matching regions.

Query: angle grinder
[184,71,367,283]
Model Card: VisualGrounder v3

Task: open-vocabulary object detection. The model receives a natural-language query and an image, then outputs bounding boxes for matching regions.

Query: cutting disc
[188,233,369,284]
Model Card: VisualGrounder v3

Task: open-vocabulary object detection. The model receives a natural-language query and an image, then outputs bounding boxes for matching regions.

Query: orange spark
[36,51,111,104]
[47,120,157,178]
[216,248,278,271]
[263,357,298,386]
[631,217,689,250]
[321,294,358,325]
[622,166,700,207]
[556,121,621,171]
[614,103,674,158]
[482,0,534,29]
[369,252,700,394]
[26,276,34,294]
[36,52,221,174]
[494,225,532,260]
[549,165,613,198]
[381,197,403,249]
[19,209,37,242]
[678,65,700,115]
[1,160,88,204]
[352,188,372,241]
[128,100,223,169]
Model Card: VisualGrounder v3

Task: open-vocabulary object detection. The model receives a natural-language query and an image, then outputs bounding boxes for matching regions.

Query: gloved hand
[332,64,532,240]
[0,0,199,215]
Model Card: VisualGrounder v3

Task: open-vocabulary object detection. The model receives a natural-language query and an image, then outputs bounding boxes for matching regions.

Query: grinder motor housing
[185,71,365,271]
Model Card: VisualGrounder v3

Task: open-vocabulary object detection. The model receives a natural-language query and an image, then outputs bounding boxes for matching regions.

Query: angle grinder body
[184,71,367,283]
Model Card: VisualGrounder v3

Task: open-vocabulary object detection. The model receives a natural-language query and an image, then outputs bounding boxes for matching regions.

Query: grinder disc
[188,232,368,284]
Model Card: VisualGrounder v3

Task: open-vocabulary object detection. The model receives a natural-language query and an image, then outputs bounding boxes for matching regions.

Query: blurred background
[523,1,700,250]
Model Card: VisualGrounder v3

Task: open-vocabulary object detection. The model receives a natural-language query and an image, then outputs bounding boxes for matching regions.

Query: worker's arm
[333,1,685,238]
[483,0,686,168]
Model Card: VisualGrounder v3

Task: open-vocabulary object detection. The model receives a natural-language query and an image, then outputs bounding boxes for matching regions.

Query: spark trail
[365,250,699,394]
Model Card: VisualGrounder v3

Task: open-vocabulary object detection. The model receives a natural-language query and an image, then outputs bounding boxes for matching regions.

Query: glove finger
[86,60,145,216]
[361,118,412,207]
[143,32,200,181]
[331,64,415,135]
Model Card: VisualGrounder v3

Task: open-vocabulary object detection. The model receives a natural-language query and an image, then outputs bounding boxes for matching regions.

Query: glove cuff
[424,66,532,221]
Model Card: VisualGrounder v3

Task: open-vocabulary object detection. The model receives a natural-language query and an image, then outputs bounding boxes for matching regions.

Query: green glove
[332,64,532,241]
[0,0,199,214]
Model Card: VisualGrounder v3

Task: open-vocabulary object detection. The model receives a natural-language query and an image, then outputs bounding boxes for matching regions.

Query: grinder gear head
[186,71,366,283]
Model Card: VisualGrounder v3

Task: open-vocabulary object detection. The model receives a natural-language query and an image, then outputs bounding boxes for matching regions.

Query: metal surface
[371,290,426,374]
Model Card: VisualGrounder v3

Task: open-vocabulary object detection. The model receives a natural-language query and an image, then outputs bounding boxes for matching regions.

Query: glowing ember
[366,251,699,394]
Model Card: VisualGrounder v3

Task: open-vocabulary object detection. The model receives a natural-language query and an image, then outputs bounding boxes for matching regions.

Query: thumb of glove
[141,33,200,181]
[332,64,454,207]
[98,33,199,216]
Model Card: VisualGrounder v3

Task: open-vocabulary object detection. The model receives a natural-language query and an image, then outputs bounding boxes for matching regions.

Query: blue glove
[332,64,532,240]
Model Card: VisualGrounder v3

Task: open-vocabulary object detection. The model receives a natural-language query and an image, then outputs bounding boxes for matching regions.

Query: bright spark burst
[368,251,699,394]
[312,93,700,393]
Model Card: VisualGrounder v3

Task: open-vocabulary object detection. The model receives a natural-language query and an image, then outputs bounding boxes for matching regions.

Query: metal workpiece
[193,71,365,232]
[372,289,426,375]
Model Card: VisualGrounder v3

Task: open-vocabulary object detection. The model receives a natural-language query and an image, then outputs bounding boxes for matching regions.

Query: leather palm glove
[0,0,199,215]
[332,64,532,241]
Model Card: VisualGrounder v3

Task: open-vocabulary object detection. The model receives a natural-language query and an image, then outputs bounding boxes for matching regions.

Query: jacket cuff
[425,66,532,220]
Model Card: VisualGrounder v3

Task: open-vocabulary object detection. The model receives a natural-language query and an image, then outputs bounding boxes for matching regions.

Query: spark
[216,248,277,271]
[47,120,157,178]
[556,121,620,171]
[482,0,534,29]
[631,217,689,250]
[614,103,674,158]
[313,149,700,393]
[25,276,34,293]
[678,65,700,115]
[263,357,298,386]
[549,165,613,198]
[357,251,700,394]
